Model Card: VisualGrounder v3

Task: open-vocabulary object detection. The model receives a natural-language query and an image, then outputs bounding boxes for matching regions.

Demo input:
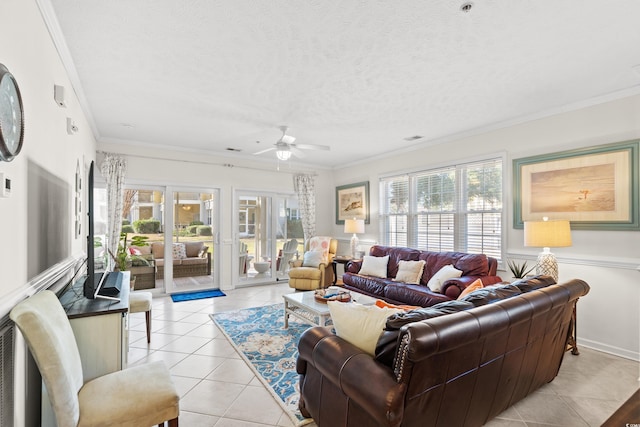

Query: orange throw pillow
[375,299,420,311]
[457,279,484,300]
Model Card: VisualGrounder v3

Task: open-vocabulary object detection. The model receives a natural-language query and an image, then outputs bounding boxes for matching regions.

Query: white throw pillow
[358,255,389,278]
[172,243,187,259]
[308,236,332,264]
[427,264,463,292]
[328,301,404,355]
[302,250,324,268]
[393,260,426,284]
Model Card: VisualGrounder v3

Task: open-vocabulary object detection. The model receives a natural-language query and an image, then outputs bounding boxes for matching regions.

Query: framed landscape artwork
[513,140,639,230]
[336,181,370,225]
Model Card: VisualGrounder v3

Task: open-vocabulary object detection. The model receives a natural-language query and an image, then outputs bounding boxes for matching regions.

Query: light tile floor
[128,283,639,427]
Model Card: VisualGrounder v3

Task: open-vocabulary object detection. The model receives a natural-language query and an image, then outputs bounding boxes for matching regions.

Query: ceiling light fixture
[460,2,473,12]
[276,147,292,161]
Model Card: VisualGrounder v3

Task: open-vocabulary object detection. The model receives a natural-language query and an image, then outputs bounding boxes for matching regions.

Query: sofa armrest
[346,259,363,273]
[297,327,405,427]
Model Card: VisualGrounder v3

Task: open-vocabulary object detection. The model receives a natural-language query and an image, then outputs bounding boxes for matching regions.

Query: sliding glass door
[236,191,301,285]
[121,185,220,294]
[164,188,220,294]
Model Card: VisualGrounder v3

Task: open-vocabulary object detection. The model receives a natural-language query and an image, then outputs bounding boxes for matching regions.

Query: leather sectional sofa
[297,276,590,426]
[342,245,503,307]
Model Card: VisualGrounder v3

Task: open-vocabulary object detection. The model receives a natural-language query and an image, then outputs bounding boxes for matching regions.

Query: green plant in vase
[112,232,151,272]
[506,259,535,280]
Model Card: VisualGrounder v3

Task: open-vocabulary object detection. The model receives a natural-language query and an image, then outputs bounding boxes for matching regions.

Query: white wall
[332,94,640,360]
[0,0,96,313]
[95,142,334,290]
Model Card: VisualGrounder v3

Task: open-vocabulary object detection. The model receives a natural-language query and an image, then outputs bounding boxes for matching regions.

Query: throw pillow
[172,243,187,259]
[374,299,420,311]
[128,247,142,255]
[426,264,462,293]
[302,250,324,268]
[358,255,389,278]
[328,301,404,355]
[393,260,426,284]
[457,278,484,300]
[308,236,332,264]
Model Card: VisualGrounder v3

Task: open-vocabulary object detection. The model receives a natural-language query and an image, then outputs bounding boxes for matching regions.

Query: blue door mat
[171,289,226,302]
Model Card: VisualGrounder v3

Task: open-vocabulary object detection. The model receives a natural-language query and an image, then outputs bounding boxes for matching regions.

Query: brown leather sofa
[343,245,503,307]
[297,277,590,427]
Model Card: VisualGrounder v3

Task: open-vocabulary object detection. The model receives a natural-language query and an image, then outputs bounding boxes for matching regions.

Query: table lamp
[524,217,572,282]
[344,218,365,258]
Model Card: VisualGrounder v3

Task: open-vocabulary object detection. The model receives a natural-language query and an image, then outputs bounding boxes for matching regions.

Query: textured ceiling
[45,0,640,168]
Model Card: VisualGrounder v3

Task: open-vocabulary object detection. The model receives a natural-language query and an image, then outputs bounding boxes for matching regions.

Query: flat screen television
[83,160,99,298]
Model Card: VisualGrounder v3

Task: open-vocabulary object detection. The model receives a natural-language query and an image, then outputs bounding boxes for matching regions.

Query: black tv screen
[83,160,97,298]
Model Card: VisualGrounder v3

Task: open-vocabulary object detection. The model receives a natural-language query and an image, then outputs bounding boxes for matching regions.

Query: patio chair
[278,238,298,274]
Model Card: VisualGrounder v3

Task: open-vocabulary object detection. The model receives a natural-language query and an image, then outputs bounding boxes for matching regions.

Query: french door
[236,190,302,286]
[122,185,220,294]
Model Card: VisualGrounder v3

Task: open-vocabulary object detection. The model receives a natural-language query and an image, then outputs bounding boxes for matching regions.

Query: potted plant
[506,259,535,280]
[109,233,151,289]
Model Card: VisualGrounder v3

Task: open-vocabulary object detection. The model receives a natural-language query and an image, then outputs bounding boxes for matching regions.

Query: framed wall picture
[513,140,639,230]
[336,181,370,225]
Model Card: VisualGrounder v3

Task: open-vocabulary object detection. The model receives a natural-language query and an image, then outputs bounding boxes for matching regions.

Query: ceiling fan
[253,126,330,161]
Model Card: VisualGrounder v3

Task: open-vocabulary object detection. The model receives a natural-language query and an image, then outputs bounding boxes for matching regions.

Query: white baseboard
[579,337,639,362]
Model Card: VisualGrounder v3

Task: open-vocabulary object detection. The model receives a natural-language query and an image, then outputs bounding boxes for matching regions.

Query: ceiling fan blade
[281,134,296,145]
[253,147,276,155]
[290,147,306,158]
[293,143,330,151]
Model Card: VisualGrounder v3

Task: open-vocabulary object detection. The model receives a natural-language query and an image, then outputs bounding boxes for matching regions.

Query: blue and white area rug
[211,303,314,426]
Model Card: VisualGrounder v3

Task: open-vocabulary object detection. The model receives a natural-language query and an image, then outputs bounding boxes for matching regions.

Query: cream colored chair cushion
[78,361,178,426]
[129,291,152,313]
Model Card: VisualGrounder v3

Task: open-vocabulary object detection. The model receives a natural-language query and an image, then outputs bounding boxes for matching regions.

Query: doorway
[236,191,302,286]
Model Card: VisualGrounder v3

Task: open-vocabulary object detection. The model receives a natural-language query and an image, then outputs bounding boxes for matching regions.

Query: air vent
[404,135,424,141]
[226,147,242,152]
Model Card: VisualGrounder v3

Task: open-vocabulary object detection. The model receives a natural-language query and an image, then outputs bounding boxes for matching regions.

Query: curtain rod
[96,151,318,176]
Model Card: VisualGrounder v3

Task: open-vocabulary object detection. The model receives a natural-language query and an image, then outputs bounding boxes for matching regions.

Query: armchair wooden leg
[159,418,179,427]
[145,309,152,343]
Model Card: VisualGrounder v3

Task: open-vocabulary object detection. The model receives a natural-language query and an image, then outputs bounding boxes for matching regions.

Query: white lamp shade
[344,218,365,234]
[524,219,572,248]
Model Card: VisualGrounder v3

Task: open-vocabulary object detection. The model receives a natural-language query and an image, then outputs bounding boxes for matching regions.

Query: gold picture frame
[336,181,369,225]
[513,140,639,230]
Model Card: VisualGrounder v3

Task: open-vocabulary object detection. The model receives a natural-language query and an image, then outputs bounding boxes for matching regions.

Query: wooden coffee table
[282,289,377,328]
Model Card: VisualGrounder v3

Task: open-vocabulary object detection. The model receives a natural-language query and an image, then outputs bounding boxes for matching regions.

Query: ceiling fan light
[276,148,292,161]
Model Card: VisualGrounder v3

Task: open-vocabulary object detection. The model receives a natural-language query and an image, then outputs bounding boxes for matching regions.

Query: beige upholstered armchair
[288,237,337,290]
[10,290,179,427]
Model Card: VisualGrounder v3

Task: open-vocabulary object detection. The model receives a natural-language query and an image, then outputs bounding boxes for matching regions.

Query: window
[380,158,503,260]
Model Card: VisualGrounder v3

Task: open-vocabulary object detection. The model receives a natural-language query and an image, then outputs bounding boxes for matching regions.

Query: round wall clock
[0,63,25,162]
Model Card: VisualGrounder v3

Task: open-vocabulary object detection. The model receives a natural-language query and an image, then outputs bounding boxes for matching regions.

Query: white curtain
[100,154,127,269]
[294,174,316,244]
